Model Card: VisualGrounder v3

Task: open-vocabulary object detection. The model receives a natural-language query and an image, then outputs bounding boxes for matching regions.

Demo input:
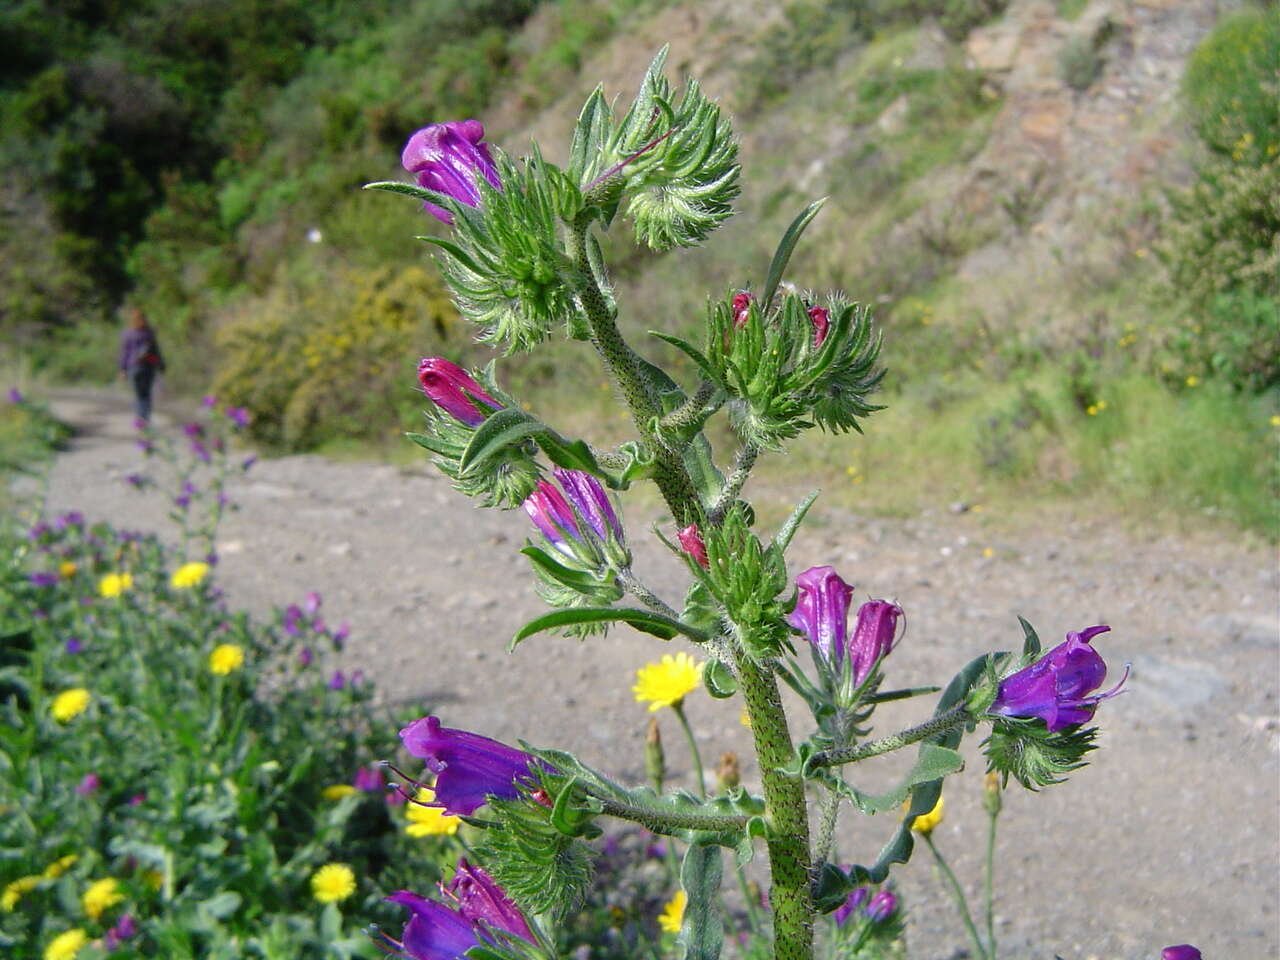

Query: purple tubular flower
[399,716,543,816]
[989,625,1128,732]
[865,889,898,923]
[29,571,58,587]
[552,467,623,544]
[328,670,345,690]
[385,891,483,960]
[523,479,581,552]
[832,884,869,927]
[283,604,303,636]
[847,599,903,686]
[417,358,502,426]
[332,621,349,648]
[353,765,384,792]
[788,566,855,666]
[304,591,322,616]
[65,637,83,654]
[201,395,217,408]
[298,646,313,667]
[174,495,191,510]
[182,423,203,438]
[104,914,138,950]
[56,512,83,529]
[125,473,146,488]
[7,387,24,403]
[226,406,250,428]
[76,772,101,795]
[446,859,534,941]
[401,120,502,224]
[1161,947,1202,960]
[191,440,210,463]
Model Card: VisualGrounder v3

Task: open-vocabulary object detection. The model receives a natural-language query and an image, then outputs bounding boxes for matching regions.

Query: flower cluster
[788,565,902,692]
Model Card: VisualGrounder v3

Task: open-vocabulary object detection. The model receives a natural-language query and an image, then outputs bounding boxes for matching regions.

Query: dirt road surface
[35,386,1280,959]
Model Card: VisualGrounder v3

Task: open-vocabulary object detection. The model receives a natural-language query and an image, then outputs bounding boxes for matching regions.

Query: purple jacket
[120,327,164,373]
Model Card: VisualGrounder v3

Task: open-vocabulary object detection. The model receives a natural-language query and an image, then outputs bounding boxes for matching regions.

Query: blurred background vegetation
[1,0,1276,536]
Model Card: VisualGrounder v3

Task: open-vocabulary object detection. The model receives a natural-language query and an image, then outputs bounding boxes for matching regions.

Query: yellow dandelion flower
[658,889,687,933]
[43,855,78,880]
[2,875,40,911]
[1086,405,1098,416]
[59,561,77,578]
[1269,415,1280,427]
[43,929,88,960]
[405,786,460,837]
[50,689,91,723]
[208,644,245,676]
[906,794,945,836]
[97,572,133,598]
[310,863,357,904]
[982,547,994,558]
[1185,375,1199,387]
[633,652,703,712]
[81,877,124,921]
[170,561,210,589]
[322,784,357,801]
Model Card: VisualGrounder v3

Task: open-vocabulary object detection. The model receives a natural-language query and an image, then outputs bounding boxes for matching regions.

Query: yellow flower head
[43,855,78,880]
[81,877,124,921]
[322,784,357,801]
[2,875,41,911]
[405,786,460,837]
[633,652,703,712]
[98,572,133,598]
[906,794,945,836]
[59,561,78,579]
[208,644,245,676]
[50,689,91,723]
[44,929,88,960]
[1185,375,1199,387]
[658,889,687,933]
[310,863,357,904]
[170,561,210,589]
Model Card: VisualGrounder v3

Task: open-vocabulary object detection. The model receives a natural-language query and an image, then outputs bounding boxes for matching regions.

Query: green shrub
[1058,34,1103,90]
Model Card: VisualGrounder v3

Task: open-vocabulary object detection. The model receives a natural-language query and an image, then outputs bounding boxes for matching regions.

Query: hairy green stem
[737,655,813,960]
[813,785,843,865]
[672,701,706,799]
[925,834,988,960]
[708,444,759,525]
[656,379,716,436]
[616,566,680,620]
[985,808,998,959]
[593,796,746,835]
[807,703,971,771]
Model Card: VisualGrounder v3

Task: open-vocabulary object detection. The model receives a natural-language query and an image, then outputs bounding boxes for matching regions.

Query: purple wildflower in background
[7,387,23,403]
[304,591,322,616]
[865,889,898,923]
[29,571,58,587]
[174,494,191,510]
[351,669,365,688]
[401,120,502,224]
[182,422,203,438]
[328,671,345,690]
[298,646,313,667]
[104,914,138,950]
[832,884,869,927]
[332,621,349,649]
[27,522,50,541]
[241,455,257,472]
[989,625,1127,732]
[125,473,146,488]
[353,766,383,792]
[226,406,250,428]
[128,793,145,807]
[206,552,219,567]
[1161,947,1202,960]
[135,438,153,454]
[76,773,101,795]
[191,440,210,463]
[132,417,148,431]
[65,637,83,654]
[283,604,303,636]
[417,358,503,426]
[399,716,545,816]
[201,395,217,408]
[56,512,83,529]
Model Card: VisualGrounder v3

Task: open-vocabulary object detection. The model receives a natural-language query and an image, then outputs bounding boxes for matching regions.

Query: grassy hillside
[2,0,1276,536]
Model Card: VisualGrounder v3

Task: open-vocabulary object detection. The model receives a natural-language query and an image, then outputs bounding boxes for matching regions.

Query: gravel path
[37,386,1279,959]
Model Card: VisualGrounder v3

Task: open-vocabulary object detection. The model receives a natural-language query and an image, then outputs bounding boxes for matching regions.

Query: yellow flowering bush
[50,688,91,723]
[170,561,210,589]
[208,643,245,675]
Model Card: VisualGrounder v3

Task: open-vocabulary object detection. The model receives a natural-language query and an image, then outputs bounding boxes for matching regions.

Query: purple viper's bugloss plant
[399,716,544,816]
[445,859,535,941]
[383,890,484,960]
[1161,946,1202,960]
[788,565,855,666]
[677,524,709,568]
[417,358,503,427]
[401,120,502,224]
[989,625,1127,732]
[524,468,626,567]
[552,467,623,546]
[808,305,831,347]
[847,599,903,686]
[523,479,580,555]
[864,889,898,923]
[832,885,869,926]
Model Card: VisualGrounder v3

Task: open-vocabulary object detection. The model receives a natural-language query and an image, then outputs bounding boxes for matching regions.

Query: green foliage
[211,264,464,450]
[1057,34,1103,91]
[0,512,456,958]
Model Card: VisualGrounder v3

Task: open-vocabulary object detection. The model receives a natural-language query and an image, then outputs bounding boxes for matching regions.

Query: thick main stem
[737,655,813,960]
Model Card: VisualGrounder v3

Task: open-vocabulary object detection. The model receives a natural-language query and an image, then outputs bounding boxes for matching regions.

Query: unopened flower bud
[715,752,740,791]
[417,358,503,427]
[808,305,830,347]
[731,291,755,328]
[864,889,898,923]
[677,524,709,568]
[644,716,665,791]
[983,771,1002,816]
[401,120,502,224]
[1161,947,1201,960]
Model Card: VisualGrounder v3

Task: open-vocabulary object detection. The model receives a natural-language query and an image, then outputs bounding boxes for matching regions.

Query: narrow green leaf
[458,408,542,474]
[679,845,723,960]
[415,235,489,276]
[511,607,706,651]
[761,198,827,307]
[405,432,460,458]
[649,331,718,381]
[1018,615,1042,658]
[520,547,603,591]
[770,490,820,554]
[535,433,602,476]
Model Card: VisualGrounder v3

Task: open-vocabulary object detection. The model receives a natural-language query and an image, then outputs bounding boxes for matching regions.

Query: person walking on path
[118,307,165,423]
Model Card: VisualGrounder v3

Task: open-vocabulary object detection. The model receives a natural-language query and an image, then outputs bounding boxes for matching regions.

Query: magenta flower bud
[865,889,898,923]
[847,599,903,686]
[552,468,624,545]
[128,793,145,806]
[1161,947,1202,960]
[182,423,203,438]
[304,591,322,616]
[104,914,137,949]
[808,305,830,347]
[677,524,709,568]
[989,625,1128,732]
[201,395,217,408]
[298,646,313,667]
[832,884,869,927]
[76,772,101,795]
[446,859,534,941]
[523,479,580,553]
[328,670,345,690]
[398,716,544,816]
[788,566,855,666]
[731,291,754,328]
[385,890,484,960]
[401,120,502,225]
[417,358,503,427]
